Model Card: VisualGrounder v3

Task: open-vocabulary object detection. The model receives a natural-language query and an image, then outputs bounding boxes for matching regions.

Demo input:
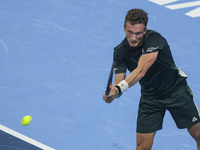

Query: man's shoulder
[145,30,162,38]
[114,38,129,51]
[113,38,129,62]
[144,30,167,45]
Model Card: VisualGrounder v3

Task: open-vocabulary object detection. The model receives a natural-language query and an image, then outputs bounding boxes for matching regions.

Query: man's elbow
[138,68,147,79]
[139,71,145,79]
[137,65,148,79]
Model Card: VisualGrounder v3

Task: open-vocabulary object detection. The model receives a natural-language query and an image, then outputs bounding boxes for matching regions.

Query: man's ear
[144,27,147,34]
[123,24,126,32]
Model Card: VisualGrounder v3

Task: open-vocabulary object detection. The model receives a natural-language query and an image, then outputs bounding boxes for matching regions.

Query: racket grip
[106,84,111,95]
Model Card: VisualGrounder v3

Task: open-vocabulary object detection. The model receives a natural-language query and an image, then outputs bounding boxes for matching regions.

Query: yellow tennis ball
[21,115,32,126]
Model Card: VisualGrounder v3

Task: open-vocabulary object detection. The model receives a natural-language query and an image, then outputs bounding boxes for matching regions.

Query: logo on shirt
[142,48,145,53]
[146,46,159,53]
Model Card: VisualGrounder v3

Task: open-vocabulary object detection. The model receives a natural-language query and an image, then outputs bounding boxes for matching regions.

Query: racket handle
[106,83,111,95]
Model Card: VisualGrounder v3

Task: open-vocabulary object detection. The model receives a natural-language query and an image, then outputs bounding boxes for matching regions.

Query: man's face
[124,22,147,47]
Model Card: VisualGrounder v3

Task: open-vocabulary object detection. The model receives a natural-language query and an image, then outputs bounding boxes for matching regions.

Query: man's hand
[103,87,118,103]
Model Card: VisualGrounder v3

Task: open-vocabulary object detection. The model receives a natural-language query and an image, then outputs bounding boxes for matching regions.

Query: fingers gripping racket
[106,61,115,95]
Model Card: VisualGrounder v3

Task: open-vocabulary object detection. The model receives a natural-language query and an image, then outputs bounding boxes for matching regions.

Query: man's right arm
[103,73,126,103]
[112,73,126,87]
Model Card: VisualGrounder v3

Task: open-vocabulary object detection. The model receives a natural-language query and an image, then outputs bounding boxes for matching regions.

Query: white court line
[0,124,55,150]
[185,7,200,17]
[166,1,200,9]
[148,0,179,5]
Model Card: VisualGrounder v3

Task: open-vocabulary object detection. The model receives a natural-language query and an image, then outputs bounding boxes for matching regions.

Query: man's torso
[114,30,187,98]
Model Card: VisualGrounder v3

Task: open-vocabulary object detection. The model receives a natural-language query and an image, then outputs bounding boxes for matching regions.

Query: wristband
[115,80,129,95]
[115,86,121,95]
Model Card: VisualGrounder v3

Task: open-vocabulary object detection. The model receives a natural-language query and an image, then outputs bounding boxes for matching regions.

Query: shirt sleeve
[113,48,127,74]
[142,32,166,54]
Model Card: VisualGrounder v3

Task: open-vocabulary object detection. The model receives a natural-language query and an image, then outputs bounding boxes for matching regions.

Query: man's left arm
[115,51,158,95]
[125,51,158,87]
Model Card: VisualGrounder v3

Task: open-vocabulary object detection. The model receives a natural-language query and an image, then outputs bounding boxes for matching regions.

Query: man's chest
[124,48,142,72]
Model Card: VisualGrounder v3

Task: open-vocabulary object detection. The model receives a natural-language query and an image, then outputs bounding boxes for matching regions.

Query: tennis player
[103,8,200,150]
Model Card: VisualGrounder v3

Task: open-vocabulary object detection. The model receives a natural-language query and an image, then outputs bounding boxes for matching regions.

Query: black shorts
[137,84,200,133]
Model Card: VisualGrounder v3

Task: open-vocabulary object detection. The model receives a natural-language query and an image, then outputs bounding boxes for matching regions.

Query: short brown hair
[125,9,148,27]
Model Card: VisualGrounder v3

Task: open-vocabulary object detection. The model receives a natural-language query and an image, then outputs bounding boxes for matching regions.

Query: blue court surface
[0,0,200,149]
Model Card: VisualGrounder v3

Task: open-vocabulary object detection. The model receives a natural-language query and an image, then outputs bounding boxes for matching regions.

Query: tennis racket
[106,61,115,95]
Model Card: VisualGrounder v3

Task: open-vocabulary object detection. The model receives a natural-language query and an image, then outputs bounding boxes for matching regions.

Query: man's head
[124,9,148,47]
[124,9,148,27]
